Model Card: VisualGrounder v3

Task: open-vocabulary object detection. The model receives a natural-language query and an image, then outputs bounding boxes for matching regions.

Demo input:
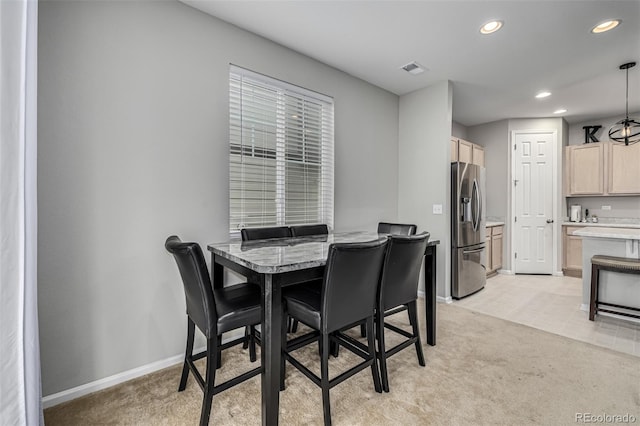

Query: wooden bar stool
[589,255,640,321]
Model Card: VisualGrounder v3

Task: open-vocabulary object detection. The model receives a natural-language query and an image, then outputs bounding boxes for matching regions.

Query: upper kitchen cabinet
[565,141,640,196]
[565,143,604,195]
[608,142,640,194]
[451,137,484,167]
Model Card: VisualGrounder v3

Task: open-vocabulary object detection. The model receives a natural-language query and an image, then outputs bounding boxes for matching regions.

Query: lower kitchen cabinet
[563,225,583,278]
[486,225,503,277]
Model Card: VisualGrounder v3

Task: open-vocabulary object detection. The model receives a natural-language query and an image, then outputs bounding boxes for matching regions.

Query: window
[229,65,334,234]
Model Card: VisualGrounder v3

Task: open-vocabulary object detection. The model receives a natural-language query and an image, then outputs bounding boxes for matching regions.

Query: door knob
[546,219,554,223]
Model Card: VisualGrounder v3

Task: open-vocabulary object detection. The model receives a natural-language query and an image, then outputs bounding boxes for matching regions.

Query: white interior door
[513,132,555,274]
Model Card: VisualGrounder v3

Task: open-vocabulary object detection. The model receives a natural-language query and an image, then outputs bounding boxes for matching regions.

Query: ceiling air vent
[401,61,426,75]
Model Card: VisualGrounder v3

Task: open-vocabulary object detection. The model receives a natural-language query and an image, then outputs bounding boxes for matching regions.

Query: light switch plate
[433,204,443,214]
[602,205,612,210]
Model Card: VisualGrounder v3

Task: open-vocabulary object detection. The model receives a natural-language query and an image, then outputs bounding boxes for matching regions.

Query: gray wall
[467,119,509,220]
[398,81,453,299]
[38,0,399,396]
[451,121,468,140]
[567,112,640,146]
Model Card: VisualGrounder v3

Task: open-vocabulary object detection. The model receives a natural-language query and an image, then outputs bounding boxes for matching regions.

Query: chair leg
[360,323,366,338]
[366,317,382,394]
[179,318,196,392]
[330,332,340,358]
[216,335,222,369]
[200,337,218,426]
[249,325,257,363]
[375,310,389,393]
[408,301,425,367]
[320,333,332,426]
[289,318,299,333]
[242,326,250,349]
[589,263,599,321]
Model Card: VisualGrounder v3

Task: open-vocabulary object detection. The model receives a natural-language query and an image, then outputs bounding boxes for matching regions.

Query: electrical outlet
[602,205,612,210]
[433,204,443,215]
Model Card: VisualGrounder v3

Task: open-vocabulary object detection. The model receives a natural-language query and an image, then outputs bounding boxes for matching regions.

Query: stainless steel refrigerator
[451,162,486,299]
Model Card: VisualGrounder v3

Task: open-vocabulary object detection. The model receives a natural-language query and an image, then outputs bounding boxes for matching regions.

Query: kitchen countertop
[572,227,640,240]
[562,221,640,229]
[486,221,505,227]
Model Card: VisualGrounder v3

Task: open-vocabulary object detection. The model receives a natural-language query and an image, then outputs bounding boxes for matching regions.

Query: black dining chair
[165,236,262,426]
[288,224,329,331]
[290,224,329,237]
[240,225,296,337]
[375,232,429,392]
[281,238,388,426]
[377,221,417,236]
[359,221,418,338]
[241,226,292,241]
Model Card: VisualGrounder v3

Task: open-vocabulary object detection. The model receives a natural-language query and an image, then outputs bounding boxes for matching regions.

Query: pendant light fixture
[609,62,640,145]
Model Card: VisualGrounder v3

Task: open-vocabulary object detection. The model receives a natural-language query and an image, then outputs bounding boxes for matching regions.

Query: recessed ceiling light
[480,20,503,35]
[536,91,552,99]
[591,19,621,34]
[554,109,567,114]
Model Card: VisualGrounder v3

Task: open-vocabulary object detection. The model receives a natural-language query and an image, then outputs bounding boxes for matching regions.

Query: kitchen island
[572,227,640,317]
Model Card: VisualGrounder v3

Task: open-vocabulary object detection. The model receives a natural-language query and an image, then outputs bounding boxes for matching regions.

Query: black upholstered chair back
[241,226,292,241]
[377,222,417,236]
[165,236,217,338]
[379,232,430,311]
[321,238,388,333]
[290,224,329,237]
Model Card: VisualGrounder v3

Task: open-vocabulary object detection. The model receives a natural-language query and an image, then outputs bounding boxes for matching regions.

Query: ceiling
[182,0,640,127]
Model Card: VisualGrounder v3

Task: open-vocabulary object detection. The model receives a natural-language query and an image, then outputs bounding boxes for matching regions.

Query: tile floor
[453,273,640,357]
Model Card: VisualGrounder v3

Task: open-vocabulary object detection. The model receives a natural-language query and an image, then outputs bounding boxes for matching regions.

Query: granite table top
[208,231,439,274]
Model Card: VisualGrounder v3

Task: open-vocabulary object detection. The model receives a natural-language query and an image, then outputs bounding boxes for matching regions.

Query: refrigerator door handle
[463,247,485,254]
[477,177,483,228]
[471,179,480,231]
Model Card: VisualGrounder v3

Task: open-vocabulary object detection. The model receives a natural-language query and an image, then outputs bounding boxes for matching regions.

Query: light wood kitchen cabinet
[565,143,604,195]
[451,137,484,167]
[472,145,485,167]
[491,226,503,272]
[562,225,583,278]
[608,142,640,194]
[565,141,640,196]
[450,138,458,163]
[486,225,503,277]
[458,139,473,163]
[485,234,492,274]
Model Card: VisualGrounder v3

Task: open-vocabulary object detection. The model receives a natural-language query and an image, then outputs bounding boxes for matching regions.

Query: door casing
[510,130,559,275]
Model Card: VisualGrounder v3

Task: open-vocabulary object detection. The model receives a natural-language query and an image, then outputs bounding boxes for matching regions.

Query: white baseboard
[580,303,588,312]
[42,346,204,409]
[552,271,565,277]
[438,296,453,304]
[497,269,514,275]
[417,291,451,304]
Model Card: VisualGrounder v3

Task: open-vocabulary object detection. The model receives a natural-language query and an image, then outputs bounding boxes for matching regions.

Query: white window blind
[229,65,334,234]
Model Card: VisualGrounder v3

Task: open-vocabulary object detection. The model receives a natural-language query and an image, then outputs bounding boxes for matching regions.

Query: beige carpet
[44,304,640,425]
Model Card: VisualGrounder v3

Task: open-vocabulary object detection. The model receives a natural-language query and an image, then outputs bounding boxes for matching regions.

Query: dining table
[207,230,439,426]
